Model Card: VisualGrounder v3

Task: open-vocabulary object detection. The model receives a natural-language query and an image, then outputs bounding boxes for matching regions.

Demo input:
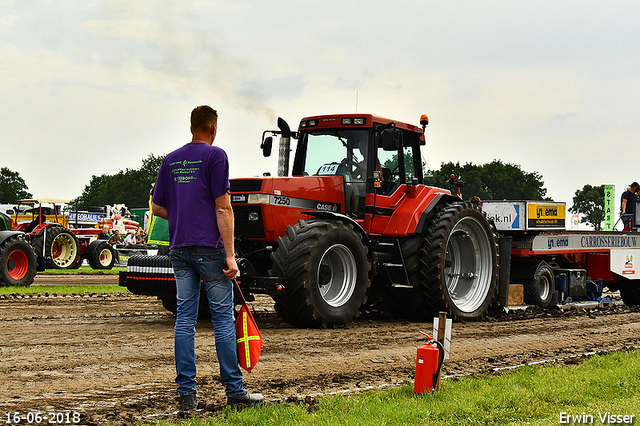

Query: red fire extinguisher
[414,331,445,394]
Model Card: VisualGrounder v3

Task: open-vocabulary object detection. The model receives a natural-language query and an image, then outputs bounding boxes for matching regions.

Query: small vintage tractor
[11,199,117,270]
[122,113,500,327]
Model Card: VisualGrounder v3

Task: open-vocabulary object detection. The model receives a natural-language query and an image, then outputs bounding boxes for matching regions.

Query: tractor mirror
[381,128,399,151]
[261,136,273,157]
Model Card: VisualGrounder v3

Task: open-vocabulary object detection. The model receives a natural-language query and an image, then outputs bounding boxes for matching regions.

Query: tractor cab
[262,114,428,219]
[290,115,427,217]
[264,114,439,236]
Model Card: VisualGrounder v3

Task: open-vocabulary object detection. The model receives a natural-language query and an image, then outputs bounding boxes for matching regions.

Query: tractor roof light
[341,117,366,125]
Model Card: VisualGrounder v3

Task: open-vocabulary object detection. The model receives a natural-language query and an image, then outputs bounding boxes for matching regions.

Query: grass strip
[37,265,126,275]
[151,349,640,426]
[0,285,130,295]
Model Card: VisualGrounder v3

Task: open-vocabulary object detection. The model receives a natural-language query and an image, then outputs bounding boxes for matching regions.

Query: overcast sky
[1,1,639,222]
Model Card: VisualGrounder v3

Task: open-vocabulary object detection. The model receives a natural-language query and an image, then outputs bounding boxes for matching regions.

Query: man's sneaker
[227,392,265,407]
[178,393,197,411]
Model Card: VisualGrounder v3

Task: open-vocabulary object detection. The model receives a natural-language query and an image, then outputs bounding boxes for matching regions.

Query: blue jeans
[170,246,245,397]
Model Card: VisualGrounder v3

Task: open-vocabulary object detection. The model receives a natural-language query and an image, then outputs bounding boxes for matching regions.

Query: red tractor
[10,199,117,270]
[123,113,499,327]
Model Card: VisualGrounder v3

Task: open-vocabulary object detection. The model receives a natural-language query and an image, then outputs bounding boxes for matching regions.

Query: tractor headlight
[247,194,270,204]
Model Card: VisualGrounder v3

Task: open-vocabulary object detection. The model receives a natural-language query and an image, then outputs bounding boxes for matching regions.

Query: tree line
[0,154,165,210]
[0,157,608,229]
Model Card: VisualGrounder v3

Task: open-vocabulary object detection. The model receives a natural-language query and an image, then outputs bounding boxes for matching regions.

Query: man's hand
[223,256,238,279]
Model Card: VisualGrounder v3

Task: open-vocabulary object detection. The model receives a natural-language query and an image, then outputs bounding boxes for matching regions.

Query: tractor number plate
[318,163,339,175]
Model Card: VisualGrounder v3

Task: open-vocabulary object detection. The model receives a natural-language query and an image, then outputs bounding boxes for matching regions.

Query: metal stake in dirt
[435,311,447,391]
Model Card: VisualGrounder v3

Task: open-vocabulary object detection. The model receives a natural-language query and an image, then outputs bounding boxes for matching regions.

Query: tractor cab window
[376,131,421,196]
[303,129,368,218]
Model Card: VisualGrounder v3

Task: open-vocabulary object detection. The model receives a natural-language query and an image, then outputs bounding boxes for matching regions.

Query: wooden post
[435,311,447,391]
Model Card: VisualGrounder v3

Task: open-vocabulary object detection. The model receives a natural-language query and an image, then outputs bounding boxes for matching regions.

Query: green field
[0,285,129,295]
[38,265,126,275]
[150,349,639,426]
[0,266,128,295]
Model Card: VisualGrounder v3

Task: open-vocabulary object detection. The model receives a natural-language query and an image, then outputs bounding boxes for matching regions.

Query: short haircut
[191,105,218,133]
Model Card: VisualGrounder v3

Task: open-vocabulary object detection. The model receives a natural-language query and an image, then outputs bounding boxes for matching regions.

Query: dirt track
[1,277,640,425]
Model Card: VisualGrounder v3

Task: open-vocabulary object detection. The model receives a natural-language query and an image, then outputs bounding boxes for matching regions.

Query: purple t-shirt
[152,142,230,249]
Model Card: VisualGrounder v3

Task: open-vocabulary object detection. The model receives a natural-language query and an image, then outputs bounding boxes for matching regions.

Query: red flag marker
[233,279,263,372]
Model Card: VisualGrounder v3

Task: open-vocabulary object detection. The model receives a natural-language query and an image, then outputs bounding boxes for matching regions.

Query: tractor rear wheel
[32,226,80,269]
[87,241,116,269]
[270,219,371,328]
[0,235,37,286]
[420,202,498,321]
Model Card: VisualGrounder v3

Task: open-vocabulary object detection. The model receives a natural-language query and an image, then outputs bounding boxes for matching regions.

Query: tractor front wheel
[270,219,371,328]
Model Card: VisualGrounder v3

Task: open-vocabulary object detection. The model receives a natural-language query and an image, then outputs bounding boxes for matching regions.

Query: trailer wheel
[270,219,371,328]
[32,226,80,269]
[421,202,498,321]
[87,241,116,269]
[523,261,554,307]
[0,235,37,286]
[620,282,640,306]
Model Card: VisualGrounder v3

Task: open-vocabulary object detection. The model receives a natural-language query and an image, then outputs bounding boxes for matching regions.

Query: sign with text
[482,201,524,231]
[69,212,103,222]
[604,184,615,231]
[483,201,566,231]
[526,202,566,229]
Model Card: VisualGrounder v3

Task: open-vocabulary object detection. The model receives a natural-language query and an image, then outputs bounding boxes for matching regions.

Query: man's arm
[151,202,168,220]
[215,192,238,279]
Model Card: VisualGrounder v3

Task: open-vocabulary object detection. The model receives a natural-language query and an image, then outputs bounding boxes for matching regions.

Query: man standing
[621,182,639,231]
[151,105,264,411]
